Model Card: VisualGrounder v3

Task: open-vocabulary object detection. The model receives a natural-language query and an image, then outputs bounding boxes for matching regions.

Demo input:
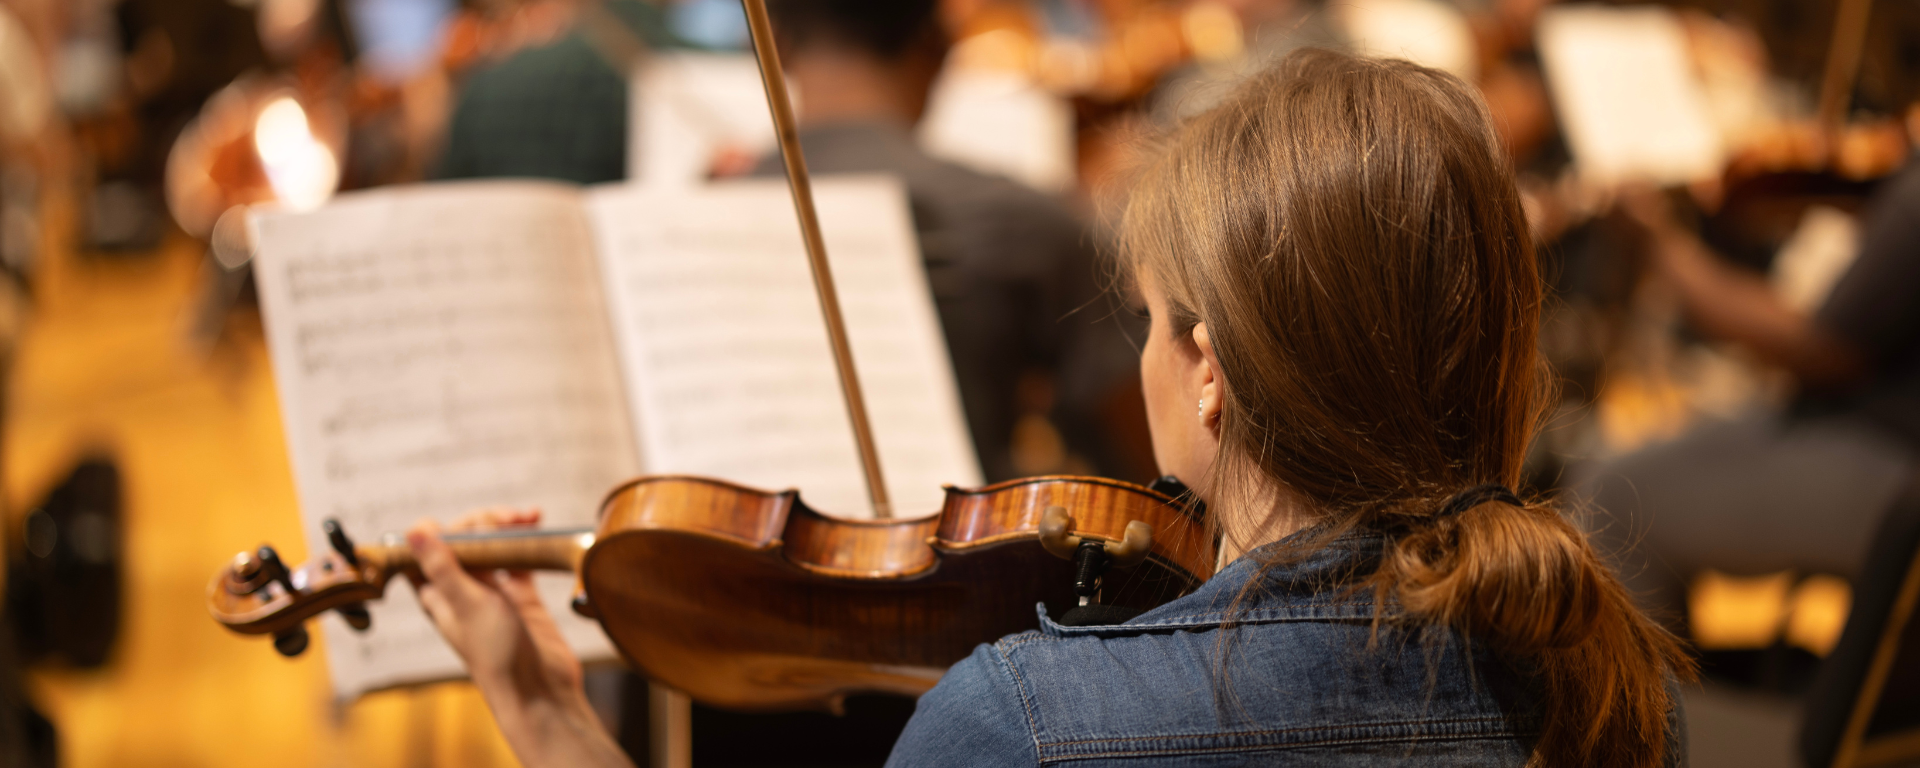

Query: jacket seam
[991,639,1046,767]
[1149,600,1375,617]
[1116,602,1379,624]
[1036,729,1530,763]
[1037,716,1525,747]
[1001,633,1047,650]
[1036,610,1381,638]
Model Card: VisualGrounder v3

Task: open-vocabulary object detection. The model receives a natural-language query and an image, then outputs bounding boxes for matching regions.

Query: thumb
[407,522,483,612]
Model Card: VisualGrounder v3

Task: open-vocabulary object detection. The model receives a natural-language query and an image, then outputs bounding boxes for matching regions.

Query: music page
[250,181,634,699]
[1537,5,1725,186]
[628,52,783,186]
[919,67,1075,194]
[586,177,981,519]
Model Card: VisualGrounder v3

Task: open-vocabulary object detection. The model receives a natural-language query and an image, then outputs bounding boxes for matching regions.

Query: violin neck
[360,528,596,578]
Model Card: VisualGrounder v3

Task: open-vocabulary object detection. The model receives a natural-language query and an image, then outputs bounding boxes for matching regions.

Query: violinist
[408,49,1691,767]
[1581,163,1920,632]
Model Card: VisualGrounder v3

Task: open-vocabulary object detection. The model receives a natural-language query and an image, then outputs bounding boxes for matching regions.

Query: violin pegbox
[206,518,385,657]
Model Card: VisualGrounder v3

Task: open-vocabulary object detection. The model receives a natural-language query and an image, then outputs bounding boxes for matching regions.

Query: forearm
[478,678,635,768]
[1649,228,1866,388]
[406,518,635,768]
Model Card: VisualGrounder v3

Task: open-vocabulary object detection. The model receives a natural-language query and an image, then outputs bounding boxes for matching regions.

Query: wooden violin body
[584,475,1211,710]
[209,474,1214,710]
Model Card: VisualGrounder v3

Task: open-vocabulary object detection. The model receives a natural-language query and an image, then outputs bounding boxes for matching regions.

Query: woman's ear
[1193,323,1222,431]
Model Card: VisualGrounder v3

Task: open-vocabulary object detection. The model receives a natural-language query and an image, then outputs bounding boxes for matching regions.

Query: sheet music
[587,176,980,519]
[1336,0,1477,80]
[1537,5,1725,186]
[629,52,784,186]
[250,181,636,699]
[919,67,1075,194]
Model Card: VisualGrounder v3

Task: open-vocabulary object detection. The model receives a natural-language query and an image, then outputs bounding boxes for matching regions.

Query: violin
[209,475,1212,709]
[208,0,1213,714]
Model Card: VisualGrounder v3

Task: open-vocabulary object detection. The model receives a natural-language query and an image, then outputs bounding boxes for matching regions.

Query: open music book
[249,176,981,700]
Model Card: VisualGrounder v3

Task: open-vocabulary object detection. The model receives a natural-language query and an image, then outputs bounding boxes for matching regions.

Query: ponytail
[1380,495,1695,768]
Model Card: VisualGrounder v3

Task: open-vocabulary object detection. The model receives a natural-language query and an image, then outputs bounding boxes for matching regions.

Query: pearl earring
[1197,399,1205,417]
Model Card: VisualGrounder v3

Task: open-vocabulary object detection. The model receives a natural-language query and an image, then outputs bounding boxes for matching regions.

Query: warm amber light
[253,96,338,212]
[1690,569,1792,649]
[1181,2,1244,63]
[1786,574,1852,656]
[1690,569,1852,655]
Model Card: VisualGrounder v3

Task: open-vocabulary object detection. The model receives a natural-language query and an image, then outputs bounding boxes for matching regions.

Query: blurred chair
[1801,466,1920,768]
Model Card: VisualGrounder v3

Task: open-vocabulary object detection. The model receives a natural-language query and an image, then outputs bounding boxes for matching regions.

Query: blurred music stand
[1801,467,1920,768]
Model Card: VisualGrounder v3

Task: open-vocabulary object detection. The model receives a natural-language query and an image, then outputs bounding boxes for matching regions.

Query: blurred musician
[435,0,684,184]
[755,0,1144,483]
[1580,164,1920,632]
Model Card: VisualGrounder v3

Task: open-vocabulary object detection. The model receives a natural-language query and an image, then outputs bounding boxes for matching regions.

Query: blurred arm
[1627,195,1870,390]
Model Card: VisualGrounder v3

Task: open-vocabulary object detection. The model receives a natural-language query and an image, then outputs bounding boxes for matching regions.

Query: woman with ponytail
[407,47,1692,767]
[882,47,1693,766]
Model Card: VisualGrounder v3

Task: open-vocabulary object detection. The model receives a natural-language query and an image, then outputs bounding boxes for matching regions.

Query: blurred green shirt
[434,0,683,184]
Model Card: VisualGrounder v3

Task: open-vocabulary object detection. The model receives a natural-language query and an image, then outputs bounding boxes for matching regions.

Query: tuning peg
[322,519,359,568]
[272,625,310,657]
[336,603,371,632]
[256,545,297,595]
[230,550,261,581]
[225,549,267,594]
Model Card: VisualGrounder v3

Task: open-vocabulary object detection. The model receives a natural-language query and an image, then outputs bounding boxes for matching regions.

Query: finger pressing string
[407,524,484,611]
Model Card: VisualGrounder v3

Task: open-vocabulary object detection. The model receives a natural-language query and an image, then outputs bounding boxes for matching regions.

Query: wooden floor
[8,194,522,767]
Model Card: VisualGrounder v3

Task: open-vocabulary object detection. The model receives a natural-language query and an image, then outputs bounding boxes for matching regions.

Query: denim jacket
[885,530,1685,766]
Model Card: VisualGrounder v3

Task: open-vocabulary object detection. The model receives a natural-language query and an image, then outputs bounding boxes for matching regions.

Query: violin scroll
[207,519,390,656]
[209,519,595,657]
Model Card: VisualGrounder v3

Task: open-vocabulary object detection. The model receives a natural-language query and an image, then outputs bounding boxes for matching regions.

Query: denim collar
[1038,528,1387,637]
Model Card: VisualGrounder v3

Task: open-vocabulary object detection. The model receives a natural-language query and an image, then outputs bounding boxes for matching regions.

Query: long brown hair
[1120,49,1693,768]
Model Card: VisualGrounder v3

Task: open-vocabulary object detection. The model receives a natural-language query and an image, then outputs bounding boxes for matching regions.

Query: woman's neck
[1211,480,1312,571]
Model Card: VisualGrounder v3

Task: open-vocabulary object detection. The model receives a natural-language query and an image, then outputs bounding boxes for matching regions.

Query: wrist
[477,677,604,765]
